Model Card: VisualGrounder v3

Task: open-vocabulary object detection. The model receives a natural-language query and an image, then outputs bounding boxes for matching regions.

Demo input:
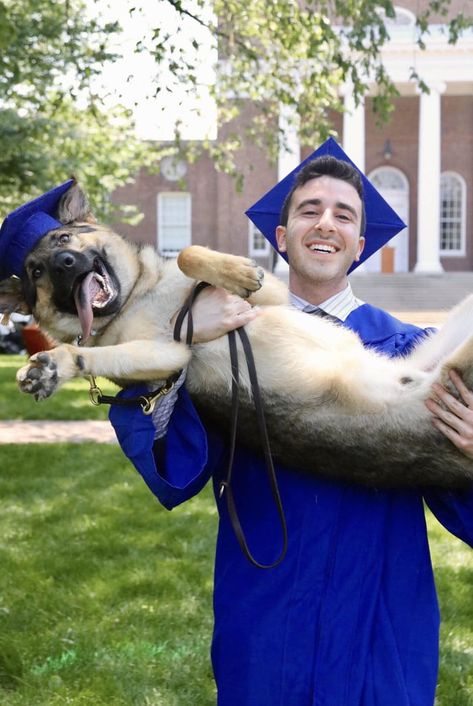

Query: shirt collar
[289,283,364,322]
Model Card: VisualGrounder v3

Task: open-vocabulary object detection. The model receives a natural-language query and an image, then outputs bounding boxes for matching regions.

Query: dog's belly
[190,389,473,490]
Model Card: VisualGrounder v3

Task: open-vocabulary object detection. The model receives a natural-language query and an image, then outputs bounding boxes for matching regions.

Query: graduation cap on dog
[0,179,74,279]
[245,137,406,272]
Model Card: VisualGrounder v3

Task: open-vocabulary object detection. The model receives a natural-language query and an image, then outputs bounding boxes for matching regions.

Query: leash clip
[139,381,175,415]
[88,375,103,406]
[86,374,177,413]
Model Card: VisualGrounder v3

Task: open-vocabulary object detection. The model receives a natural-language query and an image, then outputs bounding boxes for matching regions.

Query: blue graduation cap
[0,179,74,279]
[245,137,406,272]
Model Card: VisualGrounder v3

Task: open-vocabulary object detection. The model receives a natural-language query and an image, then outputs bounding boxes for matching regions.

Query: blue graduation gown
[110,303,473,706]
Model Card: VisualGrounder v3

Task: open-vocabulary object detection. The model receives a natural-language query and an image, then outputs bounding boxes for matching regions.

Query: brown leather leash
[173,282,288,569]
[220,326,288,569]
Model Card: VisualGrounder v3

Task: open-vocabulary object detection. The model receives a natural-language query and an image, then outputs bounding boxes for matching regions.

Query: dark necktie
[303,306,340,324]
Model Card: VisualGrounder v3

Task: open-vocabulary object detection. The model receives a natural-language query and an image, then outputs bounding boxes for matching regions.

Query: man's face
[276,175,365,296]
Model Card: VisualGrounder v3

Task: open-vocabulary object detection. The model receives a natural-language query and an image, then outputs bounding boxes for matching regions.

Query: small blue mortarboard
[0,179,74,279]
[245,137,406,272]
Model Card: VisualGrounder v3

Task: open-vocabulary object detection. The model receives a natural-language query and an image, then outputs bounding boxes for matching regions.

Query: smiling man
[276,158,365,303]
[111,144,473,706]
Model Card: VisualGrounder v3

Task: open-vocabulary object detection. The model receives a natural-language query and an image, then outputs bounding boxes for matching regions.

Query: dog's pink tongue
[73,272,100,343]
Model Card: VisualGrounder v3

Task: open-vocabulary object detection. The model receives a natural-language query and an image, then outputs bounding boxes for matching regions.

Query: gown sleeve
[423,487,473,547]
[109,384,224,510]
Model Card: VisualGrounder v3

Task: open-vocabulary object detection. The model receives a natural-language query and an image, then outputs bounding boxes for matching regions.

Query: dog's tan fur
[2,183,473,488]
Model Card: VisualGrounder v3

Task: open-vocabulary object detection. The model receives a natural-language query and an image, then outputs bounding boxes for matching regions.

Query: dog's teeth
[90,271,113,309]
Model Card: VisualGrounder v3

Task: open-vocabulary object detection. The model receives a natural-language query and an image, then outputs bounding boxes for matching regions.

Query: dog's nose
[53,250,78,272]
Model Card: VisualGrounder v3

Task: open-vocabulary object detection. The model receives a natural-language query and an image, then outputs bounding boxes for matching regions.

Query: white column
[414,81,446,273]
[275,105,300,273]
[342,84,365,172]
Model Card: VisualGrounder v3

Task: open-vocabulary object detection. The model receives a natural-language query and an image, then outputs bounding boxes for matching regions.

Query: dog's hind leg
[437,333,473,394]
[408,294,473,371]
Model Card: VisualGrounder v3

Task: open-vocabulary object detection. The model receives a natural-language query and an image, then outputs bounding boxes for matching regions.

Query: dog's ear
[0,277,31,317]
[57,182,96,225]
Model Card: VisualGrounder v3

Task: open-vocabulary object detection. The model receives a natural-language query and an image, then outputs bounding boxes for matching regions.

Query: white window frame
[157,192,192,257]
[439,172,466,257]
[390,6,415,26]
[248,221,270,257]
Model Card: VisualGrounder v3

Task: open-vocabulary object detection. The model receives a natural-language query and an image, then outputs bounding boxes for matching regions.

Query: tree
[0,0,157,218]
[115,0,472,178]
[2,0,471,206]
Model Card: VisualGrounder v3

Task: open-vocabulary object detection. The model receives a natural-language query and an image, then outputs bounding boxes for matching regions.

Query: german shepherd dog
[2,182,473,489]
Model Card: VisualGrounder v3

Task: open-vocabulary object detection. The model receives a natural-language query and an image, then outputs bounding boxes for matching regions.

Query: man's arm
[110,288,258,509]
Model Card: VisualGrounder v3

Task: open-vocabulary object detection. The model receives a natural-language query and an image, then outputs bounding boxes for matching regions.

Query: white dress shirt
[289,282,364,322]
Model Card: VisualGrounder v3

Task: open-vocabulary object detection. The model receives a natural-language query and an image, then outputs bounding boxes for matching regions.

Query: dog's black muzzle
[50,248,120,317]
[50,249,95,309]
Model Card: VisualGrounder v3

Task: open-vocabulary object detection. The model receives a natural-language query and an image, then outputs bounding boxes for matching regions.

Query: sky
[87,0,217,141]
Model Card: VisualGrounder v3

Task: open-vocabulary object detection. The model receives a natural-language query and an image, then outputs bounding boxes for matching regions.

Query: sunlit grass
[0,444,217,705]
[427,510,473,705]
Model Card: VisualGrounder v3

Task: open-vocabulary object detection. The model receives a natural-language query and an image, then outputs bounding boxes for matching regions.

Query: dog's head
[0,183,135,343]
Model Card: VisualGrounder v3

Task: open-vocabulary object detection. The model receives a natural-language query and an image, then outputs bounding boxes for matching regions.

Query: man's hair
[280,155,366,235]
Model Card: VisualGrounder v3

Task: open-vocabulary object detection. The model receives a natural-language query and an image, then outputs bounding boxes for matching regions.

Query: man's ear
[0,277,31,317]
[57,181,96,225]
[275,225,287,253]
[355,236,366,262]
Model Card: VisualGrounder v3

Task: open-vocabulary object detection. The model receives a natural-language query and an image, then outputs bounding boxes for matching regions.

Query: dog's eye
[58,233,71,244]
[31,266,43,280]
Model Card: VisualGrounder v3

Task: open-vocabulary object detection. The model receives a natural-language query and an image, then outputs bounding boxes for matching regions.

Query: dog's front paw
[217,255,265,298]
[17,352,61,400]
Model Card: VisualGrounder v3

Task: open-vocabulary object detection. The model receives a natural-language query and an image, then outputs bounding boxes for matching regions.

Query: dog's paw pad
[17,353,59,399]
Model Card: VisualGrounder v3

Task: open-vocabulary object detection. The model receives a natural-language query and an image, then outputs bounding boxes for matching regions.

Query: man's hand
[425,370,473,460]
[171,286,261,344]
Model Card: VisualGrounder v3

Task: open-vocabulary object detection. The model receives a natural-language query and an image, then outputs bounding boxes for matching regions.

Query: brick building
[113,1,473,275]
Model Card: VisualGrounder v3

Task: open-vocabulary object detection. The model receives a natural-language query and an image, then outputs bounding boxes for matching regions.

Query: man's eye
[58,233,71,244]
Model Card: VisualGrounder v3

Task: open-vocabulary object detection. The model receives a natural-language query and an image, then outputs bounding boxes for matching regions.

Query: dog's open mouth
[73,258,116,343]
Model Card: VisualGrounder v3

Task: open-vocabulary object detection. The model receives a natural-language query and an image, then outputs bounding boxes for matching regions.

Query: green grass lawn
[0,445,217,706]
[428,511,473,705]
[0,354,472,704]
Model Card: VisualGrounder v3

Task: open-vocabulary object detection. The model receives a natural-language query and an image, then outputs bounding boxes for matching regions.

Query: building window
[248,222,270,257]
[157,192,191,256]
[368,166,409,273]
[440,172,466,255]
[370,168,406,192]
